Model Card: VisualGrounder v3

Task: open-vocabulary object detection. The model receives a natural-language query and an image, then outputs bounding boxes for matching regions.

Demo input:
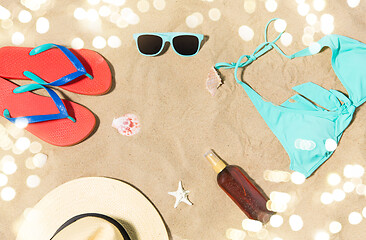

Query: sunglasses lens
[172,35,200,56]
[137,35,163,55]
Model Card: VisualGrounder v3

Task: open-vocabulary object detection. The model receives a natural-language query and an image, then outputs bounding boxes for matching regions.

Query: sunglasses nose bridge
[163,35,173,43]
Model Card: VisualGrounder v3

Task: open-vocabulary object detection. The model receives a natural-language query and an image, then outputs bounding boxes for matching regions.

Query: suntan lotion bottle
[204,150,272,223]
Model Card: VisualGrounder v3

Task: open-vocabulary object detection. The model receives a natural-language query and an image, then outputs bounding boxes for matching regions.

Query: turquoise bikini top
[215,18,366,178]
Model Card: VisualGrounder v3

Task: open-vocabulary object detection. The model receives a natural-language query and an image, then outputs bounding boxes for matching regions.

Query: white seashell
[206,66,222,96]
[112,114,140,136]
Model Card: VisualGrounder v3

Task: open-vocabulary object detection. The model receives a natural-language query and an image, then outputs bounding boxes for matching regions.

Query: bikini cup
[215,18,365,178]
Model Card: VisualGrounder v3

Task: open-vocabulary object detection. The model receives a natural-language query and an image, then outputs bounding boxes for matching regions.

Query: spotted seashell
[206,66,222,96]
[112,114,141,136]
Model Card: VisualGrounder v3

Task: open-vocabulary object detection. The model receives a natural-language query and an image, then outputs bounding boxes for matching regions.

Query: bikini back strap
[215,18,293,85]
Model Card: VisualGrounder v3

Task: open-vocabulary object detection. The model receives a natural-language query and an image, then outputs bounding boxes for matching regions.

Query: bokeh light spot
[26,175,41,188]
[244,0,256,14]
[186,14,199,28]
[309,42,321,54]
[314,231,329,240]
[306,13,317,25]
[238,25,254,41]
[362,207,366,218]
[87,9,99,22]
[270,191,291,203]
[329,221,342,234]
[289,215,303,231]
[93,36,106,49]
[263,170,291,182]
[332,189,345,202]
[321,23,334,35]
[25,157,36,170]
[352,164,364,178]
[313,0,326,11]
[12,32,25,45]
[302,34,314,46]
[320,192,333,205]
[0,5,11,20]
[1,187,16,201]
[110,12,121,23]
[14,118,28,129]
[320,14,334,35]
[0,136,13,151]
[343,164,354,178]
[327,173,341,186]
[74,8,87,20]
[36,17,49,34]
[347,0,360,8]
[1,19,13,29]
[291,171,305,184]
[88,0,100,5]
[33,153,47,168]
[265,0,278,12]
[348,212,362,225]
[0,173,8,187]
[192,12,204,25]
[29,141,42,154]
[297,3,310,16]
[226,228,246,240]
[137,0,150,13]
[107,35,122,48]
[1,155,17,175]
[274,19,287,32]
[12,144,24,155]
[356,184,366,195]
[280,32,293,47]
[71,38,84,49]
[120,8,140,25]
[153,0,166,11]
[344,164,364,178]
[208,8,221,21]
[99,5,111,17]
[15,137,30,151]
[116,18,128,28]
[270,201,288,212]
[24,0,41,11]
[18,10,32,23]
[242,219,263,232]
[270,215,283,228]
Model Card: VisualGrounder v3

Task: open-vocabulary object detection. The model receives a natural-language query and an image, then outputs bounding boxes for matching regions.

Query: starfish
[168,181,193,208]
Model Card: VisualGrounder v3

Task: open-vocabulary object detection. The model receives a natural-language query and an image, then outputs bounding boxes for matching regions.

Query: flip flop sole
[0,77,96,146]
[0,47,112,95]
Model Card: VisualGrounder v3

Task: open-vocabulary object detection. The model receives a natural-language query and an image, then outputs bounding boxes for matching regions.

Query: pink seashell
[206,66,222,96]
[112,114,141,136]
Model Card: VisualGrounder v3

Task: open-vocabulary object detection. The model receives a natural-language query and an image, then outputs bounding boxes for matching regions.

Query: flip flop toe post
[0,44,112,95]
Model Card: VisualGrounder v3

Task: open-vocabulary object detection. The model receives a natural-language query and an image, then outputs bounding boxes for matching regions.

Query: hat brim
[16,177,169,240]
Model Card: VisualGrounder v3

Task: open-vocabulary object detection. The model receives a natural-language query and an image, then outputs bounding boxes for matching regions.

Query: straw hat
[16,177,169,240]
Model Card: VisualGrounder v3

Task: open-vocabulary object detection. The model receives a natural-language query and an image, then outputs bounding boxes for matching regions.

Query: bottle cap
[204,149,227,173]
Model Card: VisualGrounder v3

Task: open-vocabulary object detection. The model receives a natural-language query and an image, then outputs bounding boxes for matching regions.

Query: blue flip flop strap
[14,43,93,93]
[3,84,75,124]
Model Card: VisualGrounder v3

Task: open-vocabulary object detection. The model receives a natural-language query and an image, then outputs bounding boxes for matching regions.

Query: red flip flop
[0,77,95,146]
[0,44,112,95]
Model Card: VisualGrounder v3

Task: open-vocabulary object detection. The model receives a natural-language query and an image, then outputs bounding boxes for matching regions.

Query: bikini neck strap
[215,18,293,83]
